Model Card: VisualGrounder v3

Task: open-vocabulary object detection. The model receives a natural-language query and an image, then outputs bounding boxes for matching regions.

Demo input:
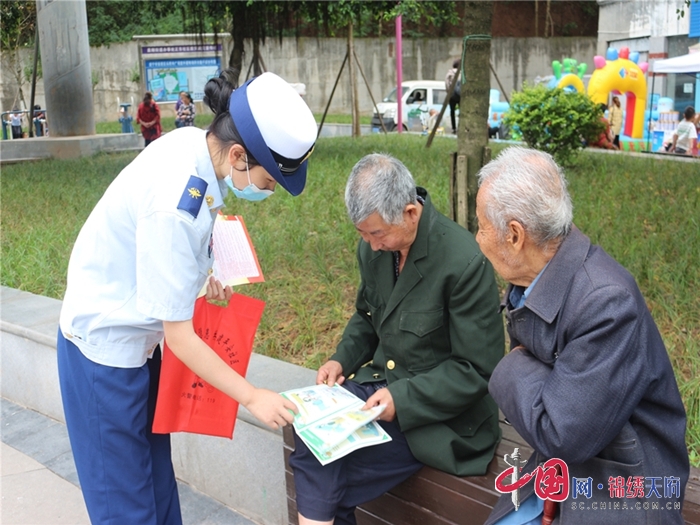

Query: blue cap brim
[229,79,308,196]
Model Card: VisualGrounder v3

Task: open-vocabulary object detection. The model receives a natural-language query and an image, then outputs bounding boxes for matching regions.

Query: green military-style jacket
[331,188,504,476]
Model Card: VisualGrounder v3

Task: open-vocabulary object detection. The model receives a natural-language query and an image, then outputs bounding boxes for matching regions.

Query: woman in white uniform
[57,70,317,525]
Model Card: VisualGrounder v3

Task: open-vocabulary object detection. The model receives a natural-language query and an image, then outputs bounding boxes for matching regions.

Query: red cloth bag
[152,294,265,438]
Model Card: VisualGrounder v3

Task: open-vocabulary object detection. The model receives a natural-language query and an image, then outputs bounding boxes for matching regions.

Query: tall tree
[0,1,36,110]
[456,1,494,234]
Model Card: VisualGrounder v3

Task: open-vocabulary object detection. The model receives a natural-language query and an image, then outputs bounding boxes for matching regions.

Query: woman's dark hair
[183,92,192,104]
[452,59,461,69]
[143,92,153,105]
[203,68,260,167]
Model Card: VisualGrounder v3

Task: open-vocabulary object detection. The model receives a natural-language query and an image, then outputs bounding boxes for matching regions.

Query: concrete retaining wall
[0,133,142,163]
[0,285,316,525]
[1,35,596,123]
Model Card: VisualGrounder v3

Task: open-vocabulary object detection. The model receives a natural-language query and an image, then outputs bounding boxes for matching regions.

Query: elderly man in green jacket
[290,153,504,525]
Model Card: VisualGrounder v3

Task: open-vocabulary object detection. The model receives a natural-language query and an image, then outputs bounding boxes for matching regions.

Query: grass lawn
[1,136,697,465]
[95,112,370,135]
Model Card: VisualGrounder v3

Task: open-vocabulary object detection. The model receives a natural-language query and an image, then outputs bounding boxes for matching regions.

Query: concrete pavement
[0,398,257,525]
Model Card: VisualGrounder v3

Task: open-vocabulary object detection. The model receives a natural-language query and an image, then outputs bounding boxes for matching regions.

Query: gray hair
[345,153,417,225]
[477,147,573,247]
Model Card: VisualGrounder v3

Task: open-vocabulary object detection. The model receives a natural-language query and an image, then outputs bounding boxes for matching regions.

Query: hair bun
[204,68,240,115]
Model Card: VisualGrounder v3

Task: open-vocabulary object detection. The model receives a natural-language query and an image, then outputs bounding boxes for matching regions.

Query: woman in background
[136,91,162,146]
[176,92,196,127]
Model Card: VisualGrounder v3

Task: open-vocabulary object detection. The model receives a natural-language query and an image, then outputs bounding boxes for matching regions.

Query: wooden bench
[283,417,700,525]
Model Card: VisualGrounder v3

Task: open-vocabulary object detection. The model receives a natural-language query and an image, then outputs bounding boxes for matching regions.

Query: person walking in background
[669,106,697,156]
[57,70,317,525]
[444,59,461,135]
[609,95,623,148]
[136,92,162,146]
[176,92,196,128]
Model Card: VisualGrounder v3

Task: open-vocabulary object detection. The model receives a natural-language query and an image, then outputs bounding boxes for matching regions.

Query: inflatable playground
[544,47,680,152]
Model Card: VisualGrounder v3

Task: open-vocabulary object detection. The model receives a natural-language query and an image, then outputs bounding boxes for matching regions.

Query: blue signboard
[145,57,221,102]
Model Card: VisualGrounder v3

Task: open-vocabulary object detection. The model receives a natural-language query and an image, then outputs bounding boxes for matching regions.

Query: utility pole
[36,0,95,137]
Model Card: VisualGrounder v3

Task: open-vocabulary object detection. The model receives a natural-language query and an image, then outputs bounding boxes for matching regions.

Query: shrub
[504,84,604,166]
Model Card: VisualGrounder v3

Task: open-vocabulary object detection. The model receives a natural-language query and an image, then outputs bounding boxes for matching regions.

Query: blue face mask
[224,157,274,202]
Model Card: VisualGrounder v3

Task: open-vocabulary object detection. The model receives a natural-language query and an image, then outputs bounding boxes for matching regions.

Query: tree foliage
[504,84,604,166]
[179,1,459,84]
[84,0,225,48]
[0,1,36,51]
[677,0,699,19]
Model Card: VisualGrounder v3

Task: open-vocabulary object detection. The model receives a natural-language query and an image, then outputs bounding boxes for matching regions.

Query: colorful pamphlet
[281,384,392,465]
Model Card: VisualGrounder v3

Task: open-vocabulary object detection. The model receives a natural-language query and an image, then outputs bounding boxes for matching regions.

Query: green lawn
[95,112,370,135]
[1,136,697,465]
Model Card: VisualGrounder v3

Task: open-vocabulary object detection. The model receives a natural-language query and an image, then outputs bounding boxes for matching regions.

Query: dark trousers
[57,331,182,525]
[289,381,424,525]
[449,95,459,133]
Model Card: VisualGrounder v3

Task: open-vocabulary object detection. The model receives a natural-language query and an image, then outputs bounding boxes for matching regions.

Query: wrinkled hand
[244,388,297,430]
[363,387,395,421]
[316,360,344,387]
[205,276,233,303]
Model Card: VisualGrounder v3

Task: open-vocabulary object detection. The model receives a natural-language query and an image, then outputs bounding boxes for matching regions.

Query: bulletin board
[144,57,221,102]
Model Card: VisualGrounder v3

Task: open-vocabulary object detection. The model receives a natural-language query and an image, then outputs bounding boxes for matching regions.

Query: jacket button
[372,373,380,379]
[387,360,395,370]
[347,373,355,380]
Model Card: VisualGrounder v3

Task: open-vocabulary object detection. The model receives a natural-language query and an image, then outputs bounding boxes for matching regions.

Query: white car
[371,80,510,135]
[371,80,453,132]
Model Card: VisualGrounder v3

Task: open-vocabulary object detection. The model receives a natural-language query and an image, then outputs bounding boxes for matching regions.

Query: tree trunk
[228,3,246,85]
[456,1,493,234]
[546,0,553,37]
[253,39,263,77]
[348,21,360,138]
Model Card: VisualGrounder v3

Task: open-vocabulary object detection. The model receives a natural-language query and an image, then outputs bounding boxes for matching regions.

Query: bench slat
[283,423,700,525]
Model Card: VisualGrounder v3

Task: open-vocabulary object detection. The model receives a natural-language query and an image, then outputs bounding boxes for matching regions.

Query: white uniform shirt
[60,127,228,368]
[674,120,698,151]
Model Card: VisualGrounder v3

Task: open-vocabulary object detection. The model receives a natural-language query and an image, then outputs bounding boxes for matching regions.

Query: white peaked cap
[229,72,316,195]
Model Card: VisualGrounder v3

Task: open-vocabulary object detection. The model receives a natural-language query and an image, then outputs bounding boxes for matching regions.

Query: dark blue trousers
[57,331,182,525]
[289,381,424,525]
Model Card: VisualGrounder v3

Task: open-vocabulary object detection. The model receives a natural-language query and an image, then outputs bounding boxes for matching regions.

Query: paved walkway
[1,398,257,525]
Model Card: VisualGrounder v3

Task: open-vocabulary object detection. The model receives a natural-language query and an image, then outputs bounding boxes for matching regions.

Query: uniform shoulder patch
[177,175,209,218]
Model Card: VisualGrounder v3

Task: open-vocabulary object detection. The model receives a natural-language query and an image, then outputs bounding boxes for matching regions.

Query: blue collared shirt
[509,263,549,309]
